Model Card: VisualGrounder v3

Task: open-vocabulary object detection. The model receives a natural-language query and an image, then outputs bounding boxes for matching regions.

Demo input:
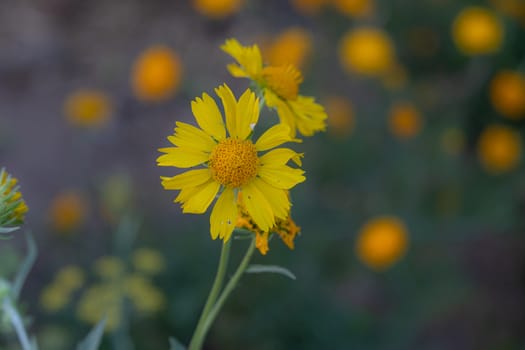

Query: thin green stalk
[188,239,232,349]
[3,298,32,350]
[189,237,256,350]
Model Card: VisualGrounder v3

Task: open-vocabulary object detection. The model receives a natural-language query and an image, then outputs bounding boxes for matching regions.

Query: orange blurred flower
[263,27,313,69]
[192,0,244,19]
[332,0,374,18]
[64,90,112,129]
[49,191,88,234]
[131,45,182,102]
[339,27,395,76]
[452,6,503,55]
[325,96,355,138]
[356,216,409,271]
[388,102,422,139]
[490,70,525,120]
[477,125,521,174]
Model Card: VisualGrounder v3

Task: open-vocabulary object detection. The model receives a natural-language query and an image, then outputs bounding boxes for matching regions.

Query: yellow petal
[258,165,306,189]
[227,64,249,78]
[210,187,237,240]
[191,93,226,141]
[236,89,259,140]
[221,39,263,78]
[160,169,211,190]
[169,122,216,152]
[181,180,220,214]
[288,96,327,137]
[241,181,275,232]
[157,148,208,168]
[255,124,301,151]
[251,178,290,219]
[259,148,303,166]
[255,231,269,255]
[215,84,237,138]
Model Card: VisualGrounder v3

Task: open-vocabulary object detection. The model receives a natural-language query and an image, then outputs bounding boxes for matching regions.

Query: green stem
[188,239,232,349]
[189,237,256,350]
[3,298,32,350]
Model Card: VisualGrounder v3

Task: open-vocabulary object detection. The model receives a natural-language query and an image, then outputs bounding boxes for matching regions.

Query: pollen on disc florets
[261,65,303,100]
[209,138,258,188]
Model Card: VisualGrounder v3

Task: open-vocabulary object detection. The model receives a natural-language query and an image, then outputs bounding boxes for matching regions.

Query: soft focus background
[1,0,525,349]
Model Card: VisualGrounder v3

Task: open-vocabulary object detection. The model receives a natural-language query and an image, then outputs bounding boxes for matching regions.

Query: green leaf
[76,317,107,350]
[169,337,186,350]
[245,264,296,280]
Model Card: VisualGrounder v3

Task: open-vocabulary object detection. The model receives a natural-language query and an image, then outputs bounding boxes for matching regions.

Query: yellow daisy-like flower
[452,6,503,55]
[63,90,113,129]
[221,39,327,137]
[0,167,28,227]
[158,84,305,242]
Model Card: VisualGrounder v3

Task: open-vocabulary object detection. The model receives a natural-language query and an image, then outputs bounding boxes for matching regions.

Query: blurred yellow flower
[193,0,244,18]
[236,192,301,255]
[264,27,312,69]
[93,256,125,280]
[477,125,521,174]
[131,45,182,102]
[0,168,28,227]
[490,70,525,119]
[290,0,328,15]
[40,284,71,312]
[222,39,327,137]
[452,6,503,55]
[441,127,465,156]
[55,265,85,291]
[339,27,395,76]
[388,102,423,139]
[132,248,166,275]
[64,90,112,129]
[124,274,165,313]
[332,0,374,18]
[325,96,355,138]
[356,216,409,270]
[49,191,87,234]
[76,283,122,332]
[158,84,305,241]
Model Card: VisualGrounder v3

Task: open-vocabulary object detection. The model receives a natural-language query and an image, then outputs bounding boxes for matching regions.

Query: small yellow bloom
[93,256,125,280]
[131,45,182,102]
[40,284,72,312]
[441,127,465,156]
[64,90,112,129]
[490,70,525,119]
[264,27,312,68]
[325,96,355,138]
[332,0,374,18]
[132,248,166,275]
[452,6,503,55]
[290,0,328,15]
[339,27,395,76]
[0,168,28,227]
[388,102,423,139]
[76,284,122,332]
[158,84,305,241]
[55,265,85,291]
[192,0,244,18]
[222,39,327,137]
[478,125,521,174]
[356,216,409,270]
[48,191,87,234]
[124,274,165,313]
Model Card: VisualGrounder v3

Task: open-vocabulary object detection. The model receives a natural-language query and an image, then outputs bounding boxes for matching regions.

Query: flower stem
[3,298,32,350]
[188,239,232,349]
[189,237,256,350]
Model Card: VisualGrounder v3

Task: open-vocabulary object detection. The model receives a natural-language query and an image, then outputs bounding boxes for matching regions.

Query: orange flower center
[261,65,303,100]
[209,138,258,187]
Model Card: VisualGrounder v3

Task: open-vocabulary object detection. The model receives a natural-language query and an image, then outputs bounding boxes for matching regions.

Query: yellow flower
[452,6,503,55]
[63,90,112,129]
[441,127,465,156]
[490,70,525,119]
[236,192,301,255]
[356,216,409,270]
[40,284,72,312]
[325,96,355,138]
[339,27,395,76]
[192,0,244,19]
[290,0,328,15]
[388,102,423,139]
[222,39,327,137]
[55,265,85,291]
[48,191,87,234]
[76,283,122,332]
[124,274,165,313]
[132,248,165,275]
[158,84,305,242]
[93,256,125,280]
[332,0,374,18]
[0,168,28,227]
[131,45,182,102]
[263,27,312,68]
[477,125,521,174]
